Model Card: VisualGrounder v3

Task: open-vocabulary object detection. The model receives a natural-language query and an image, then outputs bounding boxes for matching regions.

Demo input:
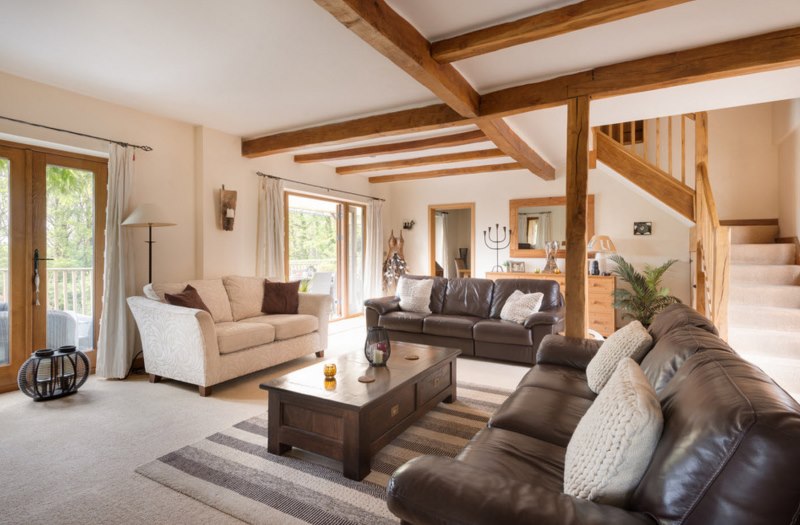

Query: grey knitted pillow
[499,290,544,324]
[396,276,434,314]
[586,320,652,393]
[564,358,663,506]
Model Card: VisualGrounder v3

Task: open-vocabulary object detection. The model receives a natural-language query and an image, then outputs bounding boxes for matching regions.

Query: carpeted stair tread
[729,327,800,361]
[729,304,800,331]
[730,265,800,285]
[729,224,779,245]
[731,243,796,265]
[730,283,800,308]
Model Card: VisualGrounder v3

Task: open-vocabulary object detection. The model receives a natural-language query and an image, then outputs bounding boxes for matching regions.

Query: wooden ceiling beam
[314,0,479,118]
[369,162,523,183]
[481,25,800,118]
[431,0,691,63]
[336,148,506,174]
[477,120,556,180]
[293,129,487,164]
[241,103,470,158]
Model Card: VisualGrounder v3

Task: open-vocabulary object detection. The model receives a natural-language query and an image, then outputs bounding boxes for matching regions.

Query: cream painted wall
[773,98,800,238]
[708,103,779,220]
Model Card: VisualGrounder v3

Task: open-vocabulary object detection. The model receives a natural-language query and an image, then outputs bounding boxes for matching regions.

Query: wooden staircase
[593,112,731,339]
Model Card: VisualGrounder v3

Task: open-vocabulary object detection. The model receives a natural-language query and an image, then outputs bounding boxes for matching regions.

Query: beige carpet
[0,317,528,525]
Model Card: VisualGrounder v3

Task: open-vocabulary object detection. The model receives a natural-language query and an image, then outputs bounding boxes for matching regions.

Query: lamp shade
[122,203,175,228]
[588,235,616,253]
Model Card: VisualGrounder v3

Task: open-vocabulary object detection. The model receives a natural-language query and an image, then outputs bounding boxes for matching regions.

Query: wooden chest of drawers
[486,272,616,337]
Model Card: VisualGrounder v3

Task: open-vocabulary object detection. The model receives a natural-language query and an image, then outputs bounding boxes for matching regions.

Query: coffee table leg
[342,411,370,480]
[444,359,457,403]
[267,391,292,455]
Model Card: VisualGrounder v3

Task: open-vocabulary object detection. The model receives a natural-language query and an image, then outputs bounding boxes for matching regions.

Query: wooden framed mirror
[509,195,595,258]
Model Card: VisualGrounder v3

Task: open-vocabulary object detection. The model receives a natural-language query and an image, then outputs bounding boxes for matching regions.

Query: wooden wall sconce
[221,185,237,231]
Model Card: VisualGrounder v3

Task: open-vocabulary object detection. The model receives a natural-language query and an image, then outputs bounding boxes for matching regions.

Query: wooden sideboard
[486,272,616,337]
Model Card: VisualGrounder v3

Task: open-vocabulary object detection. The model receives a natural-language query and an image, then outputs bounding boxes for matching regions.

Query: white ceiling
[1,0,800,178]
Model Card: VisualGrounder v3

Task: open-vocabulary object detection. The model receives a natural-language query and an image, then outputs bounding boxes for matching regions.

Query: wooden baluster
[643,119,649,162]
[656,118,661,170]
[629,120,635,152]
[618,122,623,144]
[668,116,674,178]
[681,115,686,185]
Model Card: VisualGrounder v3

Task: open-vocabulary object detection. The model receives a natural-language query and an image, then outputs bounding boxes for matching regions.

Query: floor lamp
[122,203,176,284]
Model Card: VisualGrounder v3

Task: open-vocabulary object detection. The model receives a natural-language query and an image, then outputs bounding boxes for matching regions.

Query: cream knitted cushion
[586,320,652,393]
[500,290,544,324]
[564,358,663,506]
[396,277,434,314]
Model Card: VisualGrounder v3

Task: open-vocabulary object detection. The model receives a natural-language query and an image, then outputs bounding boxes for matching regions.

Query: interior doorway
[428,203,475,279]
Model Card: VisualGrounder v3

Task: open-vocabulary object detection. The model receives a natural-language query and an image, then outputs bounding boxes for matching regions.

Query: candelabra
[483,224,511,272]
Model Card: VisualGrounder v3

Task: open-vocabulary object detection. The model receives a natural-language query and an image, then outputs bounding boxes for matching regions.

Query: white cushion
[242,314,319,341]
[564,358,663,506]
[586,320,652,393]
[222,275,266,321]
[395,277,434,314]
[499,290,544,324]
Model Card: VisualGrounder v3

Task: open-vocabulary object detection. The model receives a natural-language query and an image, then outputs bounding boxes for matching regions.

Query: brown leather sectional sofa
[386,303,800,525]
[364,275,565,364]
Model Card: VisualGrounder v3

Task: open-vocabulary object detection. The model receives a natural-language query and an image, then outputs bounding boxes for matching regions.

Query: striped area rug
[136,383,510,525]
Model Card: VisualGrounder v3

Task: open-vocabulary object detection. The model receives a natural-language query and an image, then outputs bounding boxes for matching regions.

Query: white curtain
[363,200,383,299]
[256,177,285,279]
[537,213,552,249]
[97,145,135,378]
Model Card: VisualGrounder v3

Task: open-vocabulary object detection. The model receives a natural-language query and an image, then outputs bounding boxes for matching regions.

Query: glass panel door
[0,156,10,366]
[347,205,364,314]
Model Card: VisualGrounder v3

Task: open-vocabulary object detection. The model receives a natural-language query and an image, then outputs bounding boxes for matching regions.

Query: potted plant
[609,254,680,327]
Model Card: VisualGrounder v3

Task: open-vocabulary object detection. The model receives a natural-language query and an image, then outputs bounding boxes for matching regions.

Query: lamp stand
[146,224,154,284]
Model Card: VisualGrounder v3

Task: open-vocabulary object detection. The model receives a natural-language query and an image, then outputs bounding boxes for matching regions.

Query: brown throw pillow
[164,284,211,314]
[262,280,300,315]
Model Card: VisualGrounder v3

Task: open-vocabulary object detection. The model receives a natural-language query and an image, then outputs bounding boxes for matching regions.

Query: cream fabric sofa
[127,275,332,396]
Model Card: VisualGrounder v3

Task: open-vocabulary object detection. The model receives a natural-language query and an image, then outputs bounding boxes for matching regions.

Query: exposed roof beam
[294,130,487,164]
[477,120,556,180]
[314,0,554,180]
[314,0,479,118]
[431,0,691,63]
[369,162,523,183]
[481,25,800,118]
[336,148,506,174]
[241,104,469,158]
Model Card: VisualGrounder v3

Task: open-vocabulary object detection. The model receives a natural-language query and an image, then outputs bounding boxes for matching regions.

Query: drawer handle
[391,404,400,417]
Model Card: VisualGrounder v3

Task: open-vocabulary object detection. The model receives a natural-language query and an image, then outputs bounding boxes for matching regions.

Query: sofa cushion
[564,358,662,506]
[647,302,718,341]
[586,320,652,393]
[379,311,427,333]
[223,275,265,321]
[473,319,533,346]
[499,290,543,324]
[516,364,596,400]
[631,350,800,525]
[489,386,593,447]
[423,314,481,339]
[396,276,434,314]
[151,279,234,323]
[215,322,275,355]
[164,285,211,314]
[640,325,734,394]
[401,274,447,314]
[442,278,494,318]
[490,278,561,318]
[457,427,565,492]
[262,280,300,315]
[242,314,318,341]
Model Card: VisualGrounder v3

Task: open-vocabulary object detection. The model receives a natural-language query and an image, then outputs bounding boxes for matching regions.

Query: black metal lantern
[17,346,89,401]
[364,326,391,367]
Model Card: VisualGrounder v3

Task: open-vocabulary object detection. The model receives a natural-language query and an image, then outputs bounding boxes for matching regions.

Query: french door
[284,192,365,319]
[0,140,107,392]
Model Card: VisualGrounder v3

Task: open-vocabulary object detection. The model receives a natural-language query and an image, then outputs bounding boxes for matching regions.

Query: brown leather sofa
[364,275,565,364]
[386,303,800,525]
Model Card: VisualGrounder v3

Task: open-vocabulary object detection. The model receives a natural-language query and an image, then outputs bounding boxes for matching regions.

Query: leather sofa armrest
[387,456,653,525]
[363,296,400,315]
[536,334,604,370]
[523,305,565,328]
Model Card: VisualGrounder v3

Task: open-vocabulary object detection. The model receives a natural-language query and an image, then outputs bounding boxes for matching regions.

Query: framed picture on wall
[510,261,526,273]
[634,221,652,236]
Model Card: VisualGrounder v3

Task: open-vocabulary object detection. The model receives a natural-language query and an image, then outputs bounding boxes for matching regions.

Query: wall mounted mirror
[509,195,595,258]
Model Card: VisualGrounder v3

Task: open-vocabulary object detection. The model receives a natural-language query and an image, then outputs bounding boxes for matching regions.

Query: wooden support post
[695,111,708,168]
[565,96,590,339]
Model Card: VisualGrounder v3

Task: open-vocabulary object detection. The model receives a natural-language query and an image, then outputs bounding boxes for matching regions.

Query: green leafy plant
[609,254,680,327]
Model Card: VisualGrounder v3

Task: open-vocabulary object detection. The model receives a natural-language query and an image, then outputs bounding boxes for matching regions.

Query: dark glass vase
[364,326,391,367]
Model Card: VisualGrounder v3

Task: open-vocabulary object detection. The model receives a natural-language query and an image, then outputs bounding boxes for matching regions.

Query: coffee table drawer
[417,362,452,407]
[365,383,415,441]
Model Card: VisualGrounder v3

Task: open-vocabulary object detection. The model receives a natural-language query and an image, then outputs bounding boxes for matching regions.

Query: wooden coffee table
[260,342,460,480]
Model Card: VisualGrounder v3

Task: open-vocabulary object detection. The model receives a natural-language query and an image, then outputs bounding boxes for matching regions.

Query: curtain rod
[257,172,385,202]
[0,114,153,151]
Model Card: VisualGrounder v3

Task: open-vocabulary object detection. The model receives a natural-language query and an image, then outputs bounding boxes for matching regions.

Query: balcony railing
[0,268,93,315]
